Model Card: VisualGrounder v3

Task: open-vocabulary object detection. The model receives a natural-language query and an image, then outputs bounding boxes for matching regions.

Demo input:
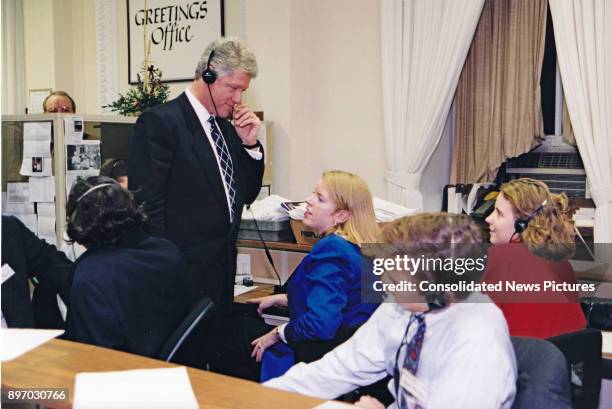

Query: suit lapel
[177,93,230,222]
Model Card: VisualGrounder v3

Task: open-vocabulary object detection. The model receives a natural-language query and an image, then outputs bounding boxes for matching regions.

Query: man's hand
[354,395,386,409]
[232,104,261,146]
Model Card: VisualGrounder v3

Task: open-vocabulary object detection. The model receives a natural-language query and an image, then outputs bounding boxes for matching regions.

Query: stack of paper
[373,197,416,222]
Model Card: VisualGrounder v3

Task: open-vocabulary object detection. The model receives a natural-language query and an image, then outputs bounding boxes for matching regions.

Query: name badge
[400,367,429,406]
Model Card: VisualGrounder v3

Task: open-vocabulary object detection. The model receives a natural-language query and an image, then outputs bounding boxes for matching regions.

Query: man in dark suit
[1,216,74,328]
[129,38,264,314]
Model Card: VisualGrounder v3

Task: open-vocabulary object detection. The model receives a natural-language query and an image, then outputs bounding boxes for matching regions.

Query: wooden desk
[234,283,276,304]
[237,239,312,253]
[1,339,324,408]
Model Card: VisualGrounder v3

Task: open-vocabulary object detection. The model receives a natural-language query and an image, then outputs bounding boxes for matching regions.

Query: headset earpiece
[514,200,547,234]
[202,49,217,84]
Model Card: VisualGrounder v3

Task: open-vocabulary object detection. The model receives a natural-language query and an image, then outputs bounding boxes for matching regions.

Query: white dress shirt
[184,88,262,216]
[265,293,517,409]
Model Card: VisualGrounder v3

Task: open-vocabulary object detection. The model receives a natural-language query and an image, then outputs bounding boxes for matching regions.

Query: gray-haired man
[129,38,264,314]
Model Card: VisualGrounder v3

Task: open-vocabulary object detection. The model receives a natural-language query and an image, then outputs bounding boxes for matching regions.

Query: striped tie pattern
[208,116,236,222]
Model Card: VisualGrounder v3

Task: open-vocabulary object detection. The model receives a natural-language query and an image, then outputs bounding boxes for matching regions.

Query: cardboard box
[290,219,320,245]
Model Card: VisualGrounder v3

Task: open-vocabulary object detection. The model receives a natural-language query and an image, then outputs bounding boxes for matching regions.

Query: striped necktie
[208,116,236,222]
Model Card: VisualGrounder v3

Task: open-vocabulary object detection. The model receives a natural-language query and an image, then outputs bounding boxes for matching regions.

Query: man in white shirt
[265,213,517,409]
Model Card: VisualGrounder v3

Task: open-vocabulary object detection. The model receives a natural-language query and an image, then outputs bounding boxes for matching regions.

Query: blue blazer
[261,234,377,381]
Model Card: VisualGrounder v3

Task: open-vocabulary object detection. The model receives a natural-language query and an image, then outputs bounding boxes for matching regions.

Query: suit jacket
[1,216,74,328]
[66,231,191,358]
[129,93,264,312]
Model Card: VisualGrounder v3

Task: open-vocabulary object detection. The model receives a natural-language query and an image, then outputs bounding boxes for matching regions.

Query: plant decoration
[103,0,169,116]
[103,64,170,116]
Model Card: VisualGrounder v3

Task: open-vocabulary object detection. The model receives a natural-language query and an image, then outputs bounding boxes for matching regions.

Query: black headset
[514,200,547,234]
[202,49,217,84]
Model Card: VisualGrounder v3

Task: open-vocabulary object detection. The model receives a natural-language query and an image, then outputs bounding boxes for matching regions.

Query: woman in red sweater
[484,178,586,338]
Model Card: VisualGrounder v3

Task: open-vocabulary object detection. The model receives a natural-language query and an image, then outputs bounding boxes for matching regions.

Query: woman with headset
[265,213,517,409]
[484,178,587,338]
[215,171,379,382]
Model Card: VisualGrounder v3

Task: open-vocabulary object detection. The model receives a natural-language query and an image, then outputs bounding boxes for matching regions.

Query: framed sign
[127,0,225,84]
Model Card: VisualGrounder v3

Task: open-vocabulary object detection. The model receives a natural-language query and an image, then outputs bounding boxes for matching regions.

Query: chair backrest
[511,337,572,409]
[157,298,216,367]
[547,328,602,409]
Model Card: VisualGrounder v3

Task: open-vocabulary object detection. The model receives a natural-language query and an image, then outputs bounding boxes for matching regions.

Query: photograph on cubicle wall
[66,142,101,172]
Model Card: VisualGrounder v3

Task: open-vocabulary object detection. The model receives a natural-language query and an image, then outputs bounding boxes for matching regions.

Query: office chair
[157,298,216,368]
[547,329,602,409]
[511,337,572,409]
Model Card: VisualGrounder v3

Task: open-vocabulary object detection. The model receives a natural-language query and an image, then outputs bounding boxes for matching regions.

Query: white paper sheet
[234,284,259,297]
[29,177,55,202]
[7,183,29,203]
[73,367,199,409]
[28,89,51,114]
[15,214,37,234]
[20,156,52,177]
[1,264,16,284]
[3,201,35,215]
[37,216,56,238]
[23,122,52,144]
[0,329,64,361]
[603,331,612,357]
[37,203,56,217]
[64,116,84,143]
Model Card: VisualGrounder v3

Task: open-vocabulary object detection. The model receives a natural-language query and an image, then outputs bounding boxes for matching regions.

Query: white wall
[15,0,450,206]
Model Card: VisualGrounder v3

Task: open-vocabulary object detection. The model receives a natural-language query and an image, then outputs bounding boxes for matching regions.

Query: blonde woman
[216,171,379,381]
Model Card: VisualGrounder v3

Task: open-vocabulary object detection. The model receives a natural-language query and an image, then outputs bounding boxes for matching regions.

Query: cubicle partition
[1,114,136,246]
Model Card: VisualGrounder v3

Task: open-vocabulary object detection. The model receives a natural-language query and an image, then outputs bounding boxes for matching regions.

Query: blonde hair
[321,170,379,245]
[500,178,575,260]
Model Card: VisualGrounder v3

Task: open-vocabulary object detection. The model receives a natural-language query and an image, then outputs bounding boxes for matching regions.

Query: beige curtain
[452,0,547,183]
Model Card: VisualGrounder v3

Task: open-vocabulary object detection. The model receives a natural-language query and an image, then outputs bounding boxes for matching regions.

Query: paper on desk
[1,328,64,361]
[242,194,291,221]
[234,284,259,297]
[29,177,55,202]
[73,367,198,409]
[373,197,416,222]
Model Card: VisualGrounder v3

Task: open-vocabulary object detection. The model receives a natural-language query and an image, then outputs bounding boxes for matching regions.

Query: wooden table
[234,283,276,304]
[1,339,324,409]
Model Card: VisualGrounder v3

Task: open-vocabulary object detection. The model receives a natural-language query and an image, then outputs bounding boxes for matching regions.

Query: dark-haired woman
[65,176,190,357]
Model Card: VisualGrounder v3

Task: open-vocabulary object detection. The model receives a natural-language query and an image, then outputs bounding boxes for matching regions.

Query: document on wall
[29,177,55,203]
[73,367,199,409]
[7,183,30,203]
[3,200,35,216]
[37,203,56,217]
[37,216,56,245]
[64,116,84,143]
[20,122,52,177]
[16,214,38,235]
[1,329,64,361]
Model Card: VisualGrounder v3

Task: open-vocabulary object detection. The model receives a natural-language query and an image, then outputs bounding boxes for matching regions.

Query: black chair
[157,298,216,368]
[511,337,572,409]
[547,329,602,409]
